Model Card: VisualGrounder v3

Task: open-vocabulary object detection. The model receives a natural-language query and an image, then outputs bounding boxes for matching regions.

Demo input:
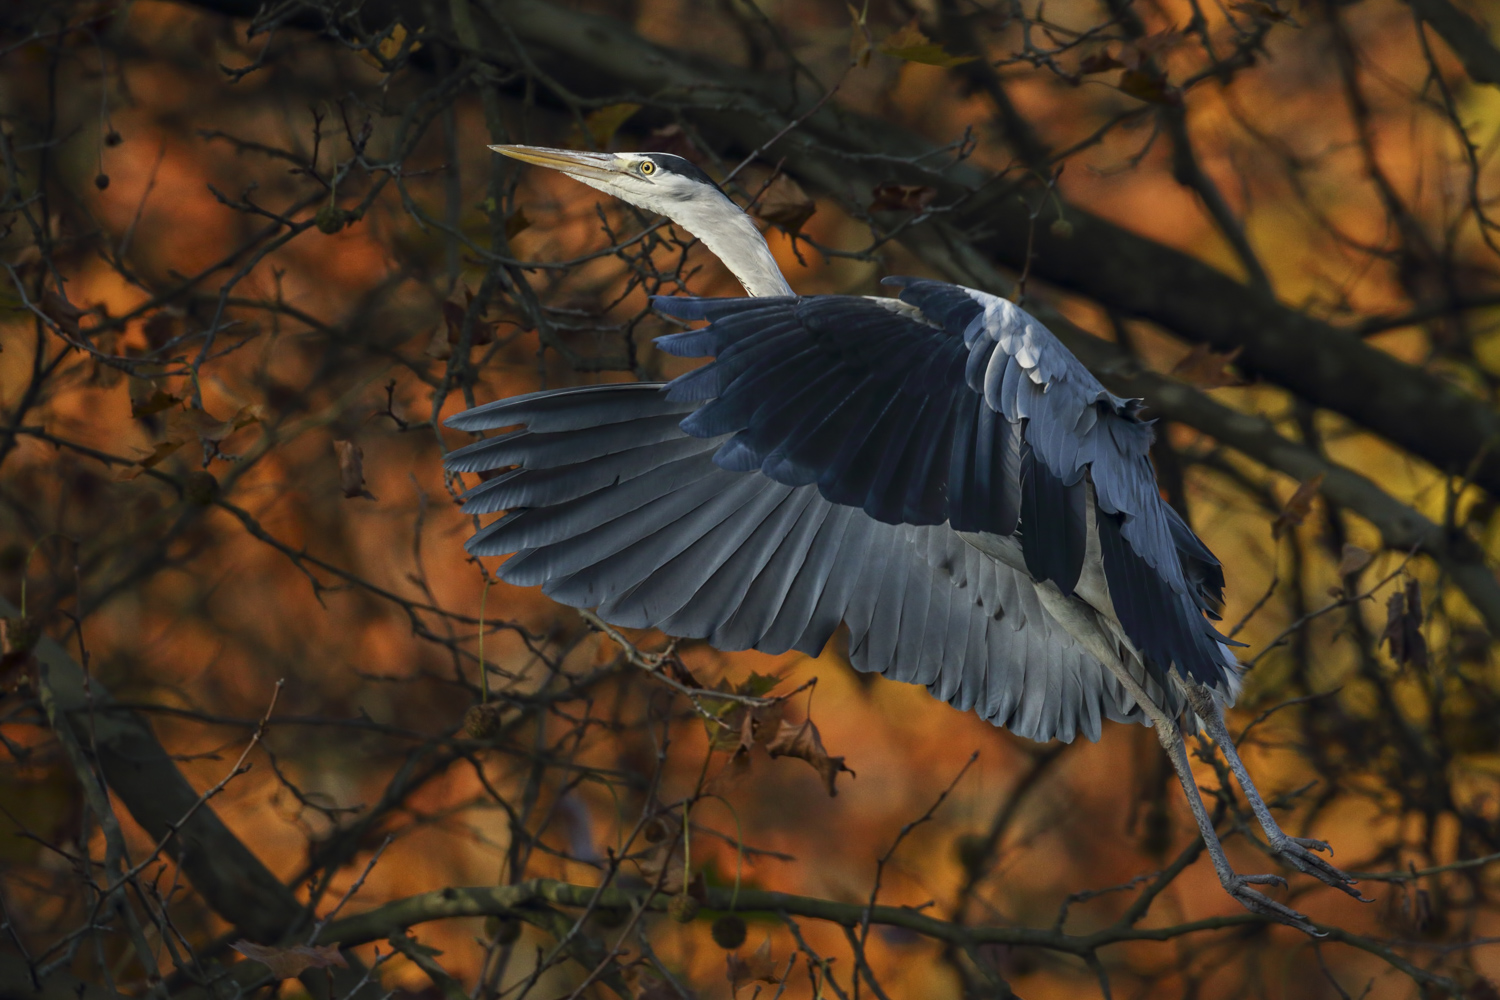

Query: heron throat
[668,190,794,298]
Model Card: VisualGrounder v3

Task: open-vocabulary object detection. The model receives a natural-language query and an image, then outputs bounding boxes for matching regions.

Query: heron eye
[639,161,656,176]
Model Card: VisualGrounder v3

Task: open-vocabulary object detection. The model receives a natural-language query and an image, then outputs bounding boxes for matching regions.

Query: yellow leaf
[584,103,640,149]
[360,22,419,69]
[377,23,409,61]
[879,18,976,68]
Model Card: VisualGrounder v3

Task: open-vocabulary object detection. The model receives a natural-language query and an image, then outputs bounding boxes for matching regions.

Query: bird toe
[1226,876,1322,936]
[1270,836,1371,901]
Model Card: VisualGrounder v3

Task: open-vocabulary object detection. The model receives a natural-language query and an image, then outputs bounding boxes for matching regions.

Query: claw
[1224,875,1324,936]
[1269,834,1372,902]
[1290,835,1332,856]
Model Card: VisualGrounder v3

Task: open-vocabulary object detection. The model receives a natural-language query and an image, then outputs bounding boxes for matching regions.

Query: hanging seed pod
[667,892,700,923]
[711,914,747,949]
[464,703,503,739]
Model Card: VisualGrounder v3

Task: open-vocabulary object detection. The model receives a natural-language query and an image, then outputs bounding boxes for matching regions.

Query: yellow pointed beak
[488,144,619,180]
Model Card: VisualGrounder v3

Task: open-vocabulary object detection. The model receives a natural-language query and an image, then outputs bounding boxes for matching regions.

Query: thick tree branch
[166,0,1500,498]
[318,878,1460,992]
[1408,0,1500,87]
[156,0,1500,632]
[480,0,1500,499]
[18,595,303,944]
[157,0,1500,629]
[15,596,380,999]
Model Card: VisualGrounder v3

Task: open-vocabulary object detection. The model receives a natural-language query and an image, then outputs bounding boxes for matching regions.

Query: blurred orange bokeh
[4,1,1500,997]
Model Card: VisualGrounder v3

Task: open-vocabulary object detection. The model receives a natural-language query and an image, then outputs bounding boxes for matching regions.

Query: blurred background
[2,0,1500,996]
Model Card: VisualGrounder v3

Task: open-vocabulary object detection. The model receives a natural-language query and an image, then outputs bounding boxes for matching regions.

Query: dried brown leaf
[333,439,376,501]
[726,938,780,990]
[703,749,753,797]
[1134,29,1187,59]
[1230,1,1290,20]
[424,326,451,360]
[117,404,261,479]
[1118,68,1179,106]
[766,718,854,796]
[1169,343,1244,389]
[1382,579,1428,669]
[879,18,976,67]
[131,388,182,419]
[755,176,816,237]
[637,978,695,1000]
[1271,474,1323,539]
[441,299,466,338]
[708,697,784,755]
[1079,51,1124,74]
[113,440,180,481]
[40,291,85,335]
[142,310,178,349]
[190,404,262,444]
[870,183,937,213]
[231,940,347,980]
[504,207,532,240]
[634,838,685,895]
[1336,543,1372,578]
[440,296,493,347]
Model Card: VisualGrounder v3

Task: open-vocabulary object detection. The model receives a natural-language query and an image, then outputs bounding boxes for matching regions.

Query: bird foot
[1268,834,1371,901]
[1222,873,1321,936]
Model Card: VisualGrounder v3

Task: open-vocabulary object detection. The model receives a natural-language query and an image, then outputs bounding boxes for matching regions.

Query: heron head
[489,143,794,298]
[489,144,722,216]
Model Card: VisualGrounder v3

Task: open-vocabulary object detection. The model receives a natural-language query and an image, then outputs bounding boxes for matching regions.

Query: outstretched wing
[652,279,1236,689]
[446,383,1155,743]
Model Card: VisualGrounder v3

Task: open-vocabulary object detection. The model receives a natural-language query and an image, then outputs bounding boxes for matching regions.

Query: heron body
[445,145,1363,930]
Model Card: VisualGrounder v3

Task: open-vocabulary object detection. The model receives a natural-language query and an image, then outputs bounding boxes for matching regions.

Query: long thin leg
[1153,717,1320,933]
[1186,685,1367,901]
[1033,586,1325,930]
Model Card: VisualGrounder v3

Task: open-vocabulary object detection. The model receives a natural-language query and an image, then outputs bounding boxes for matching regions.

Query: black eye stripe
[641,154,717,188]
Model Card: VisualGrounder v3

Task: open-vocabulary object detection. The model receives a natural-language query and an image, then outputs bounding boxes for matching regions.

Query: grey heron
[444,143,1364,931]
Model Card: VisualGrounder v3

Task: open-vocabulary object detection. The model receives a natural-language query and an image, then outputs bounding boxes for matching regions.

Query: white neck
[573,172,794,298]
[670,190,794,298]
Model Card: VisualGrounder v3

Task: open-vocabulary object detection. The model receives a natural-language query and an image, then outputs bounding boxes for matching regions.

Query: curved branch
[476,0,1500,500]
[318,878,1461,992]
[171,0,1500,510]
[17,595,304,945]
[1408,0,1500,87]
